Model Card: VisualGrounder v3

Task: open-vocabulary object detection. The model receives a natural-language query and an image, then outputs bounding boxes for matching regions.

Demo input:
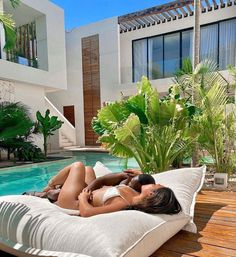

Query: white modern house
[47,0,236,147]
[1,0,235,150]
[0,0,70,149]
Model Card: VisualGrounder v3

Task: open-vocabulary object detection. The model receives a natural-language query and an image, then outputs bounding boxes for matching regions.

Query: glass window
[133,39,148,82]
[182,30,193,62]
[200,24,218,64]
[164,33,180,78]
[148,36,164,79]
[219,19,236,70]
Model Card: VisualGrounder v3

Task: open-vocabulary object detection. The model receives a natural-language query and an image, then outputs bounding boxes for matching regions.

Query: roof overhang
[118,0,235,33]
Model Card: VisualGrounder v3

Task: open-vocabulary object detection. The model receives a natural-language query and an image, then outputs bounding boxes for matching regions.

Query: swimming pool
[0,152,138,196]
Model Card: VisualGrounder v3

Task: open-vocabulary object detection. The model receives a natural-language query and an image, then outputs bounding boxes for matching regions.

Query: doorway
[63,105,75,127]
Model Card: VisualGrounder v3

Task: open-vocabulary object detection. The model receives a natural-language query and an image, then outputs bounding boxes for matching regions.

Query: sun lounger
[0,164,206,257]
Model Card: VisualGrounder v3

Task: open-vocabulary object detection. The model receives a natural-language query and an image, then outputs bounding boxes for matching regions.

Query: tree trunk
[192,0,201,167]
[43,136,47,159]
[193,0,201,69]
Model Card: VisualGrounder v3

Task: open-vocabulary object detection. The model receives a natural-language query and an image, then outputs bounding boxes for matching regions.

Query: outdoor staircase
[45,97,77,149]
[61,133,75,149]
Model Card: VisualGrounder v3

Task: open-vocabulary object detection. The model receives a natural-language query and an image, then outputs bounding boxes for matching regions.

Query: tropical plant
[0,101,42,160]
[176,60,236,174]
[36,109,63,158]
[0,0,20,50]
[15,142,44,162]
[92,77,196,173]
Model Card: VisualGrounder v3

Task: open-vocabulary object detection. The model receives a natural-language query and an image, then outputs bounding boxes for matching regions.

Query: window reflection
[164,33,180,78]
[148,36,163,79]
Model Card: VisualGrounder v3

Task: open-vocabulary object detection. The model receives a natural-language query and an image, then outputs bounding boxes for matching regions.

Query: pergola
[118,0,235,33]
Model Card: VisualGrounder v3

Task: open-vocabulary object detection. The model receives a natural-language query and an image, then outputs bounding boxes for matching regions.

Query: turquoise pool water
[0,152,138,196]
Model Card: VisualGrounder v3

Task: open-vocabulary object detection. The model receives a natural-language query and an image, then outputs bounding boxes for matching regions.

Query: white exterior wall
[14,82,45,149]
[0,0,67,150]
[120,4,236,95]
[47,17,120,147]
[0,0,67,90]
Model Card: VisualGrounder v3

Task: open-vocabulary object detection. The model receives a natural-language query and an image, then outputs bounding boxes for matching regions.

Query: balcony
[5,21,38,69]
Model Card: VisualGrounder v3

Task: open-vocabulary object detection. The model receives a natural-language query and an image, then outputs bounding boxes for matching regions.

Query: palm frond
[0,13,16,50]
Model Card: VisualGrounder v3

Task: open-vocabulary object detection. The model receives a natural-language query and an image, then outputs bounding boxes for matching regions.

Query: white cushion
[0,195,189,257]
[93,161,112,177]
[152,165,206,233]
[0,165,205,257]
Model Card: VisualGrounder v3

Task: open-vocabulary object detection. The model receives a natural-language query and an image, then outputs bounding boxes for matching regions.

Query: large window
[132,18,236,82]
[148,36,163,79]
[164,33,180,78]
[133,39,147,82]
[200,24,218,64]
[219,19,236,69]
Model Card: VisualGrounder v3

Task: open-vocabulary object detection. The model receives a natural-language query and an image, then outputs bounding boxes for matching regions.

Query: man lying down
[23,162,181,217]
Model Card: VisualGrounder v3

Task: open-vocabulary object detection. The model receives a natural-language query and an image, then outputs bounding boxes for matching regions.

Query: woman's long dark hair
[127,187,182,215]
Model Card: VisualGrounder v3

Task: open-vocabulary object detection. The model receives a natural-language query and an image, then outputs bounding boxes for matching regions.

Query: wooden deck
[152,190,236,257]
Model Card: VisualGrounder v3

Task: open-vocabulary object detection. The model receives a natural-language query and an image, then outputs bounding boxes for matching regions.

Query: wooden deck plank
[152,190,236,257]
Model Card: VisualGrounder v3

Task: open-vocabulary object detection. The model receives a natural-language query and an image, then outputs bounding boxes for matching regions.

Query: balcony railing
[6,21,38,68]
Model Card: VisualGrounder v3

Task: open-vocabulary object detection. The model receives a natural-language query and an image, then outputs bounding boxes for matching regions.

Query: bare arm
[78,189,127,217]
[86,172,129,191]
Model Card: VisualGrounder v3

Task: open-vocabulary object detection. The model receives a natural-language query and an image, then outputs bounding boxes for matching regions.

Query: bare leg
[56,162,86,210]
[85,166,96,185]
[43,164,73,192]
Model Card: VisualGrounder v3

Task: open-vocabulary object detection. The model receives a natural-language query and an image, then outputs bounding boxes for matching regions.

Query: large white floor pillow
[0,165,205,257]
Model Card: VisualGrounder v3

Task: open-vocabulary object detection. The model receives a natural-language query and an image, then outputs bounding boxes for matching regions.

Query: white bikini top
[102,185,130,205]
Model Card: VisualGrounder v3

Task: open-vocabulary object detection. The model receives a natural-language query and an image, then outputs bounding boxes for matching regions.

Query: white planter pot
[214,173,228,189]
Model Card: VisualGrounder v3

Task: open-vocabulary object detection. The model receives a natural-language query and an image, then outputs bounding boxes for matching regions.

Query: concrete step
[62,142,74,147]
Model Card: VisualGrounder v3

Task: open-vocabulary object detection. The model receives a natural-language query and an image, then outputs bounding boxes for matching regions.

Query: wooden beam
[144,16,156,25]
[179,7,188,17]
[126,21,138,30]
[140,17,151,26]
[204,0,212,11]
[200,1,207,12]
[212,0,219,9]
[167,10,177,20]
[150,15,161,24]
[172,9,182,18]
[134,18,146,27]
[156,14,166,23]
[161,12,172,21]
[220,0,226,7]
[118,0,193,23]
[185,4,194,15]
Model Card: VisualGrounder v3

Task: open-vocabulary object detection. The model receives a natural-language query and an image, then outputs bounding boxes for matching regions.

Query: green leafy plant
[0,0,20,50]
[15,142,44,162]
[0,101,42,161]
[36,109,63,158]
[176,60,236,174]
[93,77,196,173]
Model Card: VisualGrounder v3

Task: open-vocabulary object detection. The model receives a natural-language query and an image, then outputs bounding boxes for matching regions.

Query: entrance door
[63,105,75,127]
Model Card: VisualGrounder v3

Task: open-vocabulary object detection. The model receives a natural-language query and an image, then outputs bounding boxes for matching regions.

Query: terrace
[154,190,236,256]
[0,0,236,256]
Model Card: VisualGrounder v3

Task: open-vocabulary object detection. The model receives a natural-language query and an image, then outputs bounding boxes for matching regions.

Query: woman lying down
[23,162,182,217]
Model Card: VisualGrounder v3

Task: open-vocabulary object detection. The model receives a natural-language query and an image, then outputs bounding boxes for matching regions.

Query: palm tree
[193,0,201,68]
[191,0,201,166]
[0,0,20,50]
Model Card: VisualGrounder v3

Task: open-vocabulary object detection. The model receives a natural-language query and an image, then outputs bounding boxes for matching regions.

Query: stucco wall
[47,17,120,146]
[11,81,45,149]
[0,0,67,90]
